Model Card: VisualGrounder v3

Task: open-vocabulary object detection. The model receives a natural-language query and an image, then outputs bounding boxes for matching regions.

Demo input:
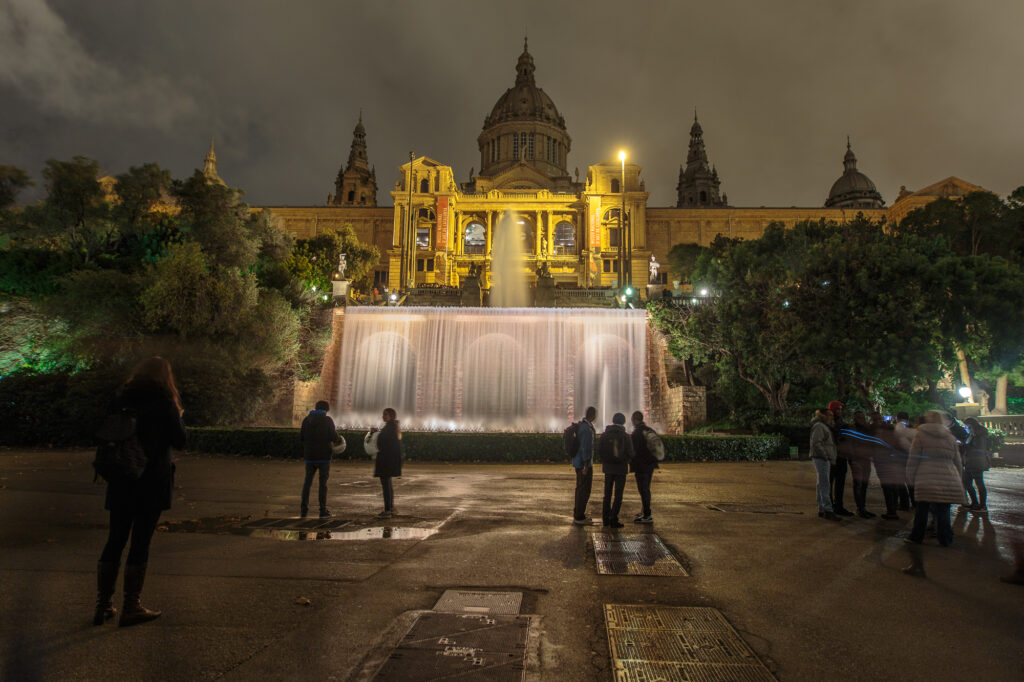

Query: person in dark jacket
[95,356,186,627]
[300,400,342,518]
[572,406,598,526]
[599,413,635,528]
[629,411,658,524]
[849,410,877,518]
[828,400,854,516]
[961,417,991,513]
[371,407,402,519]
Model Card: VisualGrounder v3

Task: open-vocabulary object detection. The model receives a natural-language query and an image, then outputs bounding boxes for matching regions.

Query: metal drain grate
[433,590,523,615]
[374,613,528,681]
[706,503,802,515]
[239,517,350,531]
[593,533,688,576]
[604,605,774,681]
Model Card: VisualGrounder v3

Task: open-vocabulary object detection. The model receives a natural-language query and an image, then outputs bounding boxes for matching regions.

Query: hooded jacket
[300,409,341,462]
[809,417,837,464]
[907,423,965,504]
[598,424,635,476]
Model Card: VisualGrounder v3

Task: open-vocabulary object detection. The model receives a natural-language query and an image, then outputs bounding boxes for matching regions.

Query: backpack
[92,408,148,483]
[563,421,582,458]
[644,428,665,461]
[599,430,630,463]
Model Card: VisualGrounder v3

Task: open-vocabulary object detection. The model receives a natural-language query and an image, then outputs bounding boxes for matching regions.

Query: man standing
[300,400,342,518]
[599,413,635,528]
[828,400,854,516]
[630,411,658,523]
[572,406,598,526]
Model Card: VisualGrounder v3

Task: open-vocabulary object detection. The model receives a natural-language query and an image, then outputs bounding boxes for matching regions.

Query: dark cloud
[2,0,1022,208]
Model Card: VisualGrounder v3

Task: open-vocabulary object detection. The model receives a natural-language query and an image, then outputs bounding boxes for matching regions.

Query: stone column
[486,212,493,256]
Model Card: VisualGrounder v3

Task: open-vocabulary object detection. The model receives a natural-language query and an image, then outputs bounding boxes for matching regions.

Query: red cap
[827,401,844,412]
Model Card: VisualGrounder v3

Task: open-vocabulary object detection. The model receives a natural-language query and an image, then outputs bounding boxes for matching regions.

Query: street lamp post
[405,151,415,290]
[618,150,627,288]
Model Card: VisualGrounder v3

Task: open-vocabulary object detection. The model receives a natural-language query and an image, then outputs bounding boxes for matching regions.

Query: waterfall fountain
[334,307,648,432]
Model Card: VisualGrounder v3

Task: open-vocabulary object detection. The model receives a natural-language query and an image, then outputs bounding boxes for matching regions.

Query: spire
[347,113,369,171]
[202,137,224,185]
[677,114,725,208]
[332,113,377,206]
[515,37,535,86]
[843,136,858,173]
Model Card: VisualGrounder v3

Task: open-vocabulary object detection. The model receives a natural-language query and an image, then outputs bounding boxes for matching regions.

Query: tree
[666,242,706,285]
[171,171,257,269]
[287,226,380,292]
[0,165,32,210]
[39,156,112,263]
[112,163,173,237]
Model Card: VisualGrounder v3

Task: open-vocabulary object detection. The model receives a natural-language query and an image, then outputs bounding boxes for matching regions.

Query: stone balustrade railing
[976,414,1024,443]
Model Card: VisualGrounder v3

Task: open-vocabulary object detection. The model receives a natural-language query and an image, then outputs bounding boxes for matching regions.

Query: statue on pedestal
[337,253,348,278]
[648,254,660,283]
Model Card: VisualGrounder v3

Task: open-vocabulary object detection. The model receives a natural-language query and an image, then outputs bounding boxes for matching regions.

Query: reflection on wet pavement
[240,526,439,541]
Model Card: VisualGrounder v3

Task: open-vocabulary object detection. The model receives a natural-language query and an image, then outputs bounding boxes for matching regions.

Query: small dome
[825,139,884,208]
[483,39,565,130]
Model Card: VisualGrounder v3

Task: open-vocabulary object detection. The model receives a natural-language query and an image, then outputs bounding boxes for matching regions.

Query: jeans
[812,458,833,513]
[881,484,899,514]
[910,501,953,546]
[99,508,162,566]
[963,471,987,507]
[634,471,653,517]
[301,461,330,514]
[830,458,849,510]
[573,467,593,520]
[380,476,394,511]
[602,474,627,524]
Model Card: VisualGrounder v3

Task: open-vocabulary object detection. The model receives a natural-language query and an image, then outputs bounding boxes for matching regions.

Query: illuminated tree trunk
[956,345,972,399]
[994,374,1009,414]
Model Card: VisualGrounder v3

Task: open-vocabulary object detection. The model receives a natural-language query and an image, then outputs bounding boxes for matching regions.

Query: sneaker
[824,512,842,522]
[958,503,973,511]
[901,566,926,578]
[834,508,854,517]
[375,510,393,519]
[857,509,876,519]
[634,515,654,524]
[573,517,596,526]
[976,506,988,514]
[634,512,644,519]
[319,509,332,519]
[609,521,625,529]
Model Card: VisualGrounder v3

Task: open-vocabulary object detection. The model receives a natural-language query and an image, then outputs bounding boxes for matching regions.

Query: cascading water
[334,307,648,432]
[489,211,529,308]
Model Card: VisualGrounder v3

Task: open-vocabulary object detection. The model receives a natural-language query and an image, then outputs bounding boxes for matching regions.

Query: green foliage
[0,249,77,295]
[667,242,706,284]
[171,171,257,269]
[0,297,80,375]
[112,163,173,237]
[287,226,379,292]
[182,428,783,462]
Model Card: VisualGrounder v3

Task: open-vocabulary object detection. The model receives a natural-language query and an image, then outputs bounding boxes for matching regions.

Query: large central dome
[475,39,573,187]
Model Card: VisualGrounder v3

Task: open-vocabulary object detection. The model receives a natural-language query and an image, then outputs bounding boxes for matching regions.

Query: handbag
[363,430,380,459]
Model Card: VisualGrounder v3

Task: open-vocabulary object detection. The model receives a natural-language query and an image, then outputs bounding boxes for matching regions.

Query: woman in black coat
[95,357,187,627]
[371,407,402,519]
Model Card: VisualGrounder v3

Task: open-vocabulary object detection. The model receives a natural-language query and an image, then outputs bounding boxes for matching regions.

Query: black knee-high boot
[119,563,161,627]
[94,561,119,625]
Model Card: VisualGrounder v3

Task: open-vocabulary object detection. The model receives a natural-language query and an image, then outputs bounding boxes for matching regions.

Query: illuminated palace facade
[264,41,987,292]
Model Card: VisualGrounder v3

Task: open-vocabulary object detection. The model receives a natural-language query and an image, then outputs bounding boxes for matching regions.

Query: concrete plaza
[1,449,1021,680]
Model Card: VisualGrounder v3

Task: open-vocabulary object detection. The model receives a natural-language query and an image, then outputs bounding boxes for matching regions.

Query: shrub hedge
[185,427,785,463]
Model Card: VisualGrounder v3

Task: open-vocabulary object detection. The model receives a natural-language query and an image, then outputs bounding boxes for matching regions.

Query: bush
[0,368,122,446]
[184,427,784,463]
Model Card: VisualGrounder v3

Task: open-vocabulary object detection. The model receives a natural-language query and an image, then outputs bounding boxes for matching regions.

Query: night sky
[2,0,1022,208]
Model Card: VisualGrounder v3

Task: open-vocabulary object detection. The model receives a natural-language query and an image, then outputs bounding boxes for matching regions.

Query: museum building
[262,40,988,294]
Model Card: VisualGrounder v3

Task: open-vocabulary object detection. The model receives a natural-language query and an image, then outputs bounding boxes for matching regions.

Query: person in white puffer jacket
[906,410,965,546]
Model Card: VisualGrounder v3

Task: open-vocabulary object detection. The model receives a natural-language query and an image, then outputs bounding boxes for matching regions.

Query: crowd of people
[808,400,1008,576]
[89,356,1021,628]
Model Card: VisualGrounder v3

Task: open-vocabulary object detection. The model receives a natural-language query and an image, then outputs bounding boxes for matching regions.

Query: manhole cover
[593,533,688,576]
[374,613,528,681]
[706,503,802,515]
[434,590,523,615]
[604,605,774,681]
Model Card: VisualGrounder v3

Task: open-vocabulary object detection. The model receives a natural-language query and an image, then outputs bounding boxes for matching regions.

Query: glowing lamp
[618,150,626,162]
[700,288,708,296]
[959,386,972,399]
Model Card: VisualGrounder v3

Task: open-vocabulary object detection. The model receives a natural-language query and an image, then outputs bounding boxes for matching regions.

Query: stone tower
[676,113,726,207]
[202,137,225,186]
[331,113,377,206]
[824,138,884,208]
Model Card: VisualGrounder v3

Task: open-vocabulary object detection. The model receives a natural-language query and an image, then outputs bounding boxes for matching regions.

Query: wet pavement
[0,449,1022,680]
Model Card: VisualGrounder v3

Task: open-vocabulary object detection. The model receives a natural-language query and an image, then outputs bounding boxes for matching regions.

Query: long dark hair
[126,356,182,413]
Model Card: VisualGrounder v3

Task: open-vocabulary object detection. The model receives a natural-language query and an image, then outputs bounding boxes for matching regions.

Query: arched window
[554,221,575,255]
[610,178,620,194]
[347,190,355,202]
[700,190,707,203]
[417,208,435,220]
[464,221,485,255]
[603,208,621,223]
[419,178,430,193]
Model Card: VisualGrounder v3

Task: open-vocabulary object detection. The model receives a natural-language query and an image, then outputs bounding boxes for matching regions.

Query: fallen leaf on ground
[295,597,312,606]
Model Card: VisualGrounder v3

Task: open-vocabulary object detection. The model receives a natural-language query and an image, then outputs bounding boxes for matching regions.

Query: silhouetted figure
[300,400,342,518]
[869,411,901,520]
[96,357,186,627]
[828,400,854,516]
[849,410,876,518]
[892,411,916,509]
[630,411,659,523]
[961,417,991,513]
[571,406,597,525]
[599,413,635,528]
[372,408,402,518]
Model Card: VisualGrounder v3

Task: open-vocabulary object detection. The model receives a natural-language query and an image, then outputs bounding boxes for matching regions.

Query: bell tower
[331,113,377,206]
[676,112,726,207]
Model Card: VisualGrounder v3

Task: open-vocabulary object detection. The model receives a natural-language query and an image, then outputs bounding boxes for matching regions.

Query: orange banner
[589,197,601,251]
[436,196,449,249]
